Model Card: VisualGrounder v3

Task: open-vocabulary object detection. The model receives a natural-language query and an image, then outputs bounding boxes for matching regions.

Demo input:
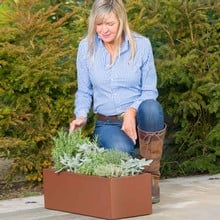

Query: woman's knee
[138,99,163,116]
[137,99,164,131]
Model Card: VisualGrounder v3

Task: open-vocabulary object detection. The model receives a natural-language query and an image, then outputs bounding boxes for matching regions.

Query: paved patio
[0,173,220,220]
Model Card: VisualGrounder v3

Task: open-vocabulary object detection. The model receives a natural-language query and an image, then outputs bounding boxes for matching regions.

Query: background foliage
[126,0,220,176]
[0,0,219,183]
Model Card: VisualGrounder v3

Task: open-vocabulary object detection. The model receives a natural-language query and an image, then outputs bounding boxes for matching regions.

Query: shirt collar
[95,33,130,54]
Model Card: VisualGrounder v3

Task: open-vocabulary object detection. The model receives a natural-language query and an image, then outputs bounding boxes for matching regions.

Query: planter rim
[45,168,148,179]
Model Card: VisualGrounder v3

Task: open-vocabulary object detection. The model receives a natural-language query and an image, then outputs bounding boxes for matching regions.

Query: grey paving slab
[0,173,220,220]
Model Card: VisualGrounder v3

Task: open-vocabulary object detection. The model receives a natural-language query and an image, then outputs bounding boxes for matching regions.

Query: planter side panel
[43,169,111,218]
[43,169,152,219]
[110,173,152,218]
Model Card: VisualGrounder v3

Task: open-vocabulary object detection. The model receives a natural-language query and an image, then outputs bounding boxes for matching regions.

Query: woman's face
[95,12,120,45]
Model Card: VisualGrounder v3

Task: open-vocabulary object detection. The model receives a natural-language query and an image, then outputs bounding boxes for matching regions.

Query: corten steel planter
[43,169,152,219]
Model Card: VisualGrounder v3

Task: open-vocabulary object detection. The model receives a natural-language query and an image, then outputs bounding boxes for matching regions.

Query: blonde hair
[87,0,136,63]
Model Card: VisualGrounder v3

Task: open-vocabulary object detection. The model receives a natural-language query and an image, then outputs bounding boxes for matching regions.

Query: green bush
[0,0,219,183]
[127,0,220,176]
[0,0,78,182]
[51,129,152,177]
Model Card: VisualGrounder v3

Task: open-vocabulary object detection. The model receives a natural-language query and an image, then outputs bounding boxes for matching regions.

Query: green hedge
[0,0,219,182]
[126,0,220,176]
[0,0,78,181]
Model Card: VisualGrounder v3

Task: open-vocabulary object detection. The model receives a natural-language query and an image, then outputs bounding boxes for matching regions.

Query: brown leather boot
[138,124,167,204]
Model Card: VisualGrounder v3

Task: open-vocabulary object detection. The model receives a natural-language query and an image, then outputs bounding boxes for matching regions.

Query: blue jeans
[93,100,164,156]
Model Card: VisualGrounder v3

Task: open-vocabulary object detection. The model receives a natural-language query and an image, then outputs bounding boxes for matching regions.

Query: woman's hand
[121,107,137,144]
[69,117,87,134]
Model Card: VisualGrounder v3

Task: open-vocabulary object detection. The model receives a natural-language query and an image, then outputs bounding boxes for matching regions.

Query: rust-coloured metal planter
[43,169,152,219]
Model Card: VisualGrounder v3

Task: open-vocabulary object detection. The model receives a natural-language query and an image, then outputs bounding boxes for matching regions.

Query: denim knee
[137,99,164,131]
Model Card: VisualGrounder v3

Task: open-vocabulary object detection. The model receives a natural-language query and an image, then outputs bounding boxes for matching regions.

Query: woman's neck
[103,36,123,63]
[103,42,116,64]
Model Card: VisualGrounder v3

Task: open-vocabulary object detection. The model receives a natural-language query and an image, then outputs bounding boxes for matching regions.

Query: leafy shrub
[0,0,77,182]
[51,129,152,177]
[127,0,220,176]
[0,0,219,183]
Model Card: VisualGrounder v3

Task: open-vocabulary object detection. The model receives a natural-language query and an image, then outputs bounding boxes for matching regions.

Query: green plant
[1,0,219,183]
[51,129,152,178]
[127,0,220,176]
[51,129,91,171]
[0,0,78,182]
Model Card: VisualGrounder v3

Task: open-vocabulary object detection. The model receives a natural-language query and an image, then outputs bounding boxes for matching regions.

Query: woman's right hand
[121,107,137,145]
[69,117,87,134]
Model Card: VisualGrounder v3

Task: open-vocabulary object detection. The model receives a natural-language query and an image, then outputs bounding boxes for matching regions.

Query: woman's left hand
[121,107,137,144]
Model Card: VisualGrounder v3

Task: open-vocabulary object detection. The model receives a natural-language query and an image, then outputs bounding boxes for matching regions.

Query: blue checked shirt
[74,33,158,118]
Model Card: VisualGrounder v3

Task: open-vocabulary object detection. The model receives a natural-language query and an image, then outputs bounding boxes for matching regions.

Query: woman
[69,0,166,204]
